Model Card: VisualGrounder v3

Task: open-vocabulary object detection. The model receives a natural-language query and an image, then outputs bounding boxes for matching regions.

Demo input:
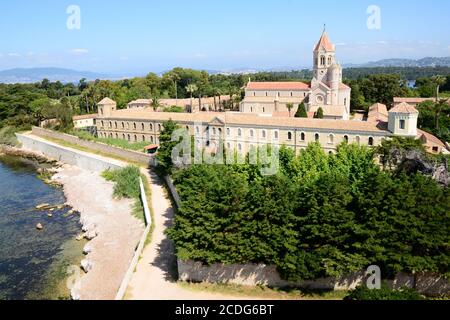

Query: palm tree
[185,84,198,113]
[431,75,446,102]
[430,76,446,133]
[286,103,294,117]
[151,96,161,112]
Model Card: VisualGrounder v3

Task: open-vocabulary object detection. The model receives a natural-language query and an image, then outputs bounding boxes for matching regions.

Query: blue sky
[0,0,449,74]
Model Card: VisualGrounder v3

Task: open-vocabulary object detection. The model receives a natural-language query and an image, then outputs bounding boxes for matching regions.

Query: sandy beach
[52,165,144,300]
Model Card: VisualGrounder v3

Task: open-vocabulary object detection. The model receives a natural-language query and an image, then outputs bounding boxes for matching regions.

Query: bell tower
[313,28,336,83]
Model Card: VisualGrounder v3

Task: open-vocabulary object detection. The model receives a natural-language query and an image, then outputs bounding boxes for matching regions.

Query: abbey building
[240,31,351,120]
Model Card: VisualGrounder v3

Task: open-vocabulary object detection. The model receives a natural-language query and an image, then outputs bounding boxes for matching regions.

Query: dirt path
[53,165,144,300]
[125,170,253,300]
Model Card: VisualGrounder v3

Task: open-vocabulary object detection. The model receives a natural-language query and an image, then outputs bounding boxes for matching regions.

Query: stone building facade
[95,98,431,155]
[240,30,351,120]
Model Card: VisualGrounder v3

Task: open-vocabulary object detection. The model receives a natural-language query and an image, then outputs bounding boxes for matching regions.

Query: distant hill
[345,57,450,68]
[0,68,115,84]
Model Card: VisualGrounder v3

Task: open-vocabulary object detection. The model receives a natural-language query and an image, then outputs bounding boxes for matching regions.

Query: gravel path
[53,165,144,300]
[125,170,253,300]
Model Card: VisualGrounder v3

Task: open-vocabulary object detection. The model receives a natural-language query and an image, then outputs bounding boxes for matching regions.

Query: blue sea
[0,155,83,300]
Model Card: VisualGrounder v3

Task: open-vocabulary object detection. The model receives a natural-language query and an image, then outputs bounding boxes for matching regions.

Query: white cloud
[335,42,347,46]
[377,41,389,45]
[69,48,89,55]
[119,56,129,61]
[7,53,21,57]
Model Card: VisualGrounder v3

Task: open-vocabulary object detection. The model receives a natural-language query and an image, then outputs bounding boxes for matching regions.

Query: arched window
[355,136,361,144]
[262,130,266,139]
[101,121,104,127]
[196,126,200,134]
[122,122,125,129]
[315,133,320,142]
[300,132,305,141]
[288,132,292,140]
[142,123,145,131]
[328,56,332,65]
[150,123,153,131]
[320,55,326,66]
[122,134,125,140]
[134,135,137,142]
[274,131,279,140]
[186,126,189,132]
[109,121,112,128]
[142,135,145,142]
[115,133,118,139]
[218,128,222,135]
[343,135,349,143]
[250,129,254,138]
[328,134,334,144]
[158,124,162,131]
[368,137,374,146]
[150,136,154,143]
[238,143,242,151]
[238,129,242,137]
[133,123,137,130]
[227,128,230,136]
[250,107,253,112]
[127,134,130,141]
[115,122,118,129]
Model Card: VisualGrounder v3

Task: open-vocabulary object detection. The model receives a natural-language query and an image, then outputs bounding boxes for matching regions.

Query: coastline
[52,165,145,300]
[1,144,145,300]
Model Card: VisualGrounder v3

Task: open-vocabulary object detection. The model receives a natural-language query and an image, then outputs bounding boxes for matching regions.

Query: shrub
[102,166,141,199]
[344,285,424,300]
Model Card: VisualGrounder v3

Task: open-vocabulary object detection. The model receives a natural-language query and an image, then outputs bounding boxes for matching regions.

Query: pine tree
[295,102,308,118]
[314,107,324,119]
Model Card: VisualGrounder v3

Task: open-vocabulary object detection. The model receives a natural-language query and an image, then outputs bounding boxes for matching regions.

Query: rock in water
[83,244,92,255]
[76,234,84,241]
[36,223,44,230]
[85,230,98,240]
[47,213,53,217]
[81,259,93,273]
[36,203,50,210]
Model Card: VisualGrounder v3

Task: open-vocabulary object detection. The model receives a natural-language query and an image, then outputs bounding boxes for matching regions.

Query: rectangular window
[399,119,406,130]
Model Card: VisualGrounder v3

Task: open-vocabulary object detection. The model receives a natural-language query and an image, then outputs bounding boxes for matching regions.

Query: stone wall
[17,133,123,173]
[31,127,155,167]
[178,260,450,296]
[178,260,365,290]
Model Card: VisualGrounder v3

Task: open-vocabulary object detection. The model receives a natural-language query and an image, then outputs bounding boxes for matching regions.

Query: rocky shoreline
[2,144,144,300]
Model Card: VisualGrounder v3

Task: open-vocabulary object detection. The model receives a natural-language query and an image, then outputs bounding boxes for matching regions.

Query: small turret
[388,102,419,137]
[97,97,117,118]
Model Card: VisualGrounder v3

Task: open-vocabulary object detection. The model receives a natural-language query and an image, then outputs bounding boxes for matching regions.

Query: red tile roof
[246,82,310,91]
[314,31,335,52]
[389,102,419,113]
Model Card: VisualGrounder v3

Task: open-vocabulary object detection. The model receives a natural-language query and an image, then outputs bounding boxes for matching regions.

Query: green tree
[156,120,181,175]
[314,107,324,119]
[286,103,294,117]
[295,102,308,118]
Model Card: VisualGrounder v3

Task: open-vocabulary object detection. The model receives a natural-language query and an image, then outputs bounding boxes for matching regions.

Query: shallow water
[0,155,83,300]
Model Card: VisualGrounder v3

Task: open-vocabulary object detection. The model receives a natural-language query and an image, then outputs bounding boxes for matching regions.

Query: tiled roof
[72,114,97,121]
[417,129,445,148]
[389,102,419,113]
[314,31,335,51]
[246,82,310,91]
[106,109,388,133]
[368,103,389,122]
[309,105,346,117]
[340,83,351,90]
[98,97,116,105]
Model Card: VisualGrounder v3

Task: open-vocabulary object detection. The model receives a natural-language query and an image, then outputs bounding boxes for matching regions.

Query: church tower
[313,29,336,83]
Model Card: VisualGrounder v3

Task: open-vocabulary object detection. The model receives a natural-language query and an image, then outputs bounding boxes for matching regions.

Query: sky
[0,0,449,74]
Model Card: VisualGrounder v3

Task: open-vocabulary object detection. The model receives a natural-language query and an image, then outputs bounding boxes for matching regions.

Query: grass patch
[102,166,145,222]
[177,282,348,300]
[42,136,146,167]
[68,130,149,153]
[0,125,25,146]
[140,173,155,246]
